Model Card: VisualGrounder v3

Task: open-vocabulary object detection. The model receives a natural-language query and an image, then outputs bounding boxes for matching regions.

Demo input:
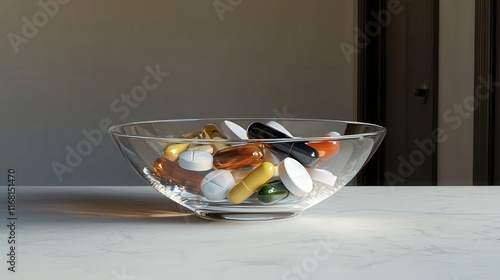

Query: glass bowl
[109,118,386,221]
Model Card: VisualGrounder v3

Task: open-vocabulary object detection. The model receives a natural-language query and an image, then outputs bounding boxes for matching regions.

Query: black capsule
[247,122,320,167]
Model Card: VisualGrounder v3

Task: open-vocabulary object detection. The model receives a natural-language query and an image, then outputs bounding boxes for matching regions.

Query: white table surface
[1,185,499,280]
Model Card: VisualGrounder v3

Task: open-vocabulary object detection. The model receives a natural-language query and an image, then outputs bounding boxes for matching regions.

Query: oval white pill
[265,120,293,137]
[220,120,248,140]
[201,170,235,200]
[307,169,337,188]
[278,158,313,197]
[178,151,213,171]
[187,144,214,154]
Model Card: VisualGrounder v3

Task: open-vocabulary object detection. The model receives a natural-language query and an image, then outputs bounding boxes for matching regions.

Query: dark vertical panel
[495,1,500,185]
[383,0,408,185]
[356,0,385,186]
[403,0,439,185]
[473,0,496,185]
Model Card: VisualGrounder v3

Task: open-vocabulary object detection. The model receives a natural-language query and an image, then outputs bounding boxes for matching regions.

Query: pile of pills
[153,120,339,205]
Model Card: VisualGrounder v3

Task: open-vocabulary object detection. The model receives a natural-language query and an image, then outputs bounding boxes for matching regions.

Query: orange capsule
[213,145,264,169]
[306,141,340,160]
[154,157,203,195]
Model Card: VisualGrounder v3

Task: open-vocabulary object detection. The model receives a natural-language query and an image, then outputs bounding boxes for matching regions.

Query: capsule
[247,122,320,167]
[163,131,203,161]
[202,124,227,151]
[154,157,203,195]
[213,145,264,169]
[181,131,203,139]
[202,124,226,139]
[163,143,189,161]
[257,180,289,204]
[306,131,340,160]
[306,141,339,160]
[227,162,275,204]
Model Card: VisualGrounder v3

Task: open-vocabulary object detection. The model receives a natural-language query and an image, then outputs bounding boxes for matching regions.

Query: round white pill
[265,121,293,137]
[220,120,248,140]
[278,158,313,197]
[307,169,337,188]
[201,170,235,200]
[178,151,213,171]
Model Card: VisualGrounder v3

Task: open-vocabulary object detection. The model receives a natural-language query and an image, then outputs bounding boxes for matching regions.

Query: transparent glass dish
[109,118,386,221]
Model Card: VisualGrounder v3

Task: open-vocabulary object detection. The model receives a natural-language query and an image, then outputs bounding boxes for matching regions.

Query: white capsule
[220,120,248,140]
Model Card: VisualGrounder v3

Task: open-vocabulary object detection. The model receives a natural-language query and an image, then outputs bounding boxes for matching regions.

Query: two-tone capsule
[227,162,275,204]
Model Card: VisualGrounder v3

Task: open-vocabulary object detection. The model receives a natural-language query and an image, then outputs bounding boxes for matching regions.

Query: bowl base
[194,210,302,221]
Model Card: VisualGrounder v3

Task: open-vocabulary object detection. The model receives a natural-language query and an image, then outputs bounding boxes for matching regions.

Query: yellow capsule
[163,131,202,161]
[181,131,203,139]
[163,143,189,161]
[202,124,228,151]
[227,162,275,204]
[202,124,226,139]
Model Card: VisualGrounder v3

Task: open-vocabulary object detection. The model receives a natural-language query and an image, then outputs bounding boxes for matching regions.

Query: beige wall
[438,0,475,185]
[0,0,356,185]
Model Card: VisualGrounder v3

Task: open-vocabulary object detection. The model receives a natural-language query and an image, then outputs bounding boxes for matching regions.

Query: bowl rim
[108,117,386,142]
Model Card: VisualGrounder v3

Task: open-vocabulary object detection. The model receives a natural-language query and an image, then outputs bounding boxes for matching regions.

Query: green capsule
[257,180,290,204]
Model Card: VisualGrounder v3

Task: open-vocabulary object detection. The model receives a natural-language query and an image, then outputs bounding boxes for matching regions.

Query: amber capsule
[154,157,203,195]
[213,145,264,169]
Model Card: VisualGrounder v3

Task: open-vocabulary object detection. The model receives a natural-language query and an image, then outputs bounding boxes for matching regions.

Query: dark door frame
[473,0,499,185]
[359,0,500,186]
[356,0,386,186]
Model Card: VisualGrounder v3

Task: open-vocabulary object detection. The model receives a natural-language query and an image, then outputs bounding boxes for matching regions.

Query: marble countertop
[1,186,499,280]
